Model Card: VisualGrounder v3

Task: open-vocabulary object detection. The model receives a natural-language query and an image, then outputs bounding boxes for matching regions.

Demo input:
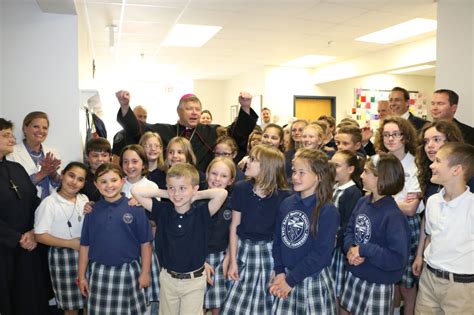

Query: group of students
[1,87,473,315]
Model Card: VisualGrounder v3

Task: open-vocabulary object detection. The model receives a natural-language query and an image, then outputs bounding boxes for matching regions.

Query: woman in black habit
[0,118,49,315]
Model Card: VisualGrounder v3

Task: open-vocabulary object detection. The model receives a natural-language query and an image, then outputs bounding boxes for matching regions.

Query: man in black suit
[112,105,148,164]
[115,90,257,172]
[431,89,474,145]
[389,86,428,132]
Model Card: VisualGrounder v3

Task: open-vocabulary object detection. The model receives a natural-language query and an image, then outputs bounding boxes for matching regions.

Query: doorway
[294,95,336,121]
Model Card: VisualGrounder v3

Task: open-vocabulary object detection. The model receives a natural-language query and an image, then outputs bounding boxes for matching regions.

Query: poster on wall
[353,88,428,130]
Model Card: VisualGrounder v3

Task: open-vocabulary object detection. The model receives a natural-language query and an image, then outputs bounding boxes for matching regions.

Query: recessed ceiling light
[283,55,336,67]
[355,18,437,44]
[163,24,222,47]
[388,64,435,74]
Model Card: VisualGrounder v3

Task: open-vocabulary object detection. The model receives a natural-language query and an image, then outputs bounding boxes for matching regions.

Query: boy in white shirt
[415,142,474,314]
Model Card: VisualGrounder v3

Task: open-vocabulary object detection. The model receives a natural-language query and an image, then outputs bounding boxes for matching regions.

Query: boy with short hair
[334,125,366,158]
[132,163,228,315]
[415,142,474,314]
[81,137,111,201]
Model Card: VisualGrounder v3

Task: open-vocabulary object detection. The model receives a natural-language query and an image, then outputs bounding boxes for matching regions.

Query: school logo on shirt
[354,214,371,244]
[123,212,134,224]
[223,209,232,220]
[281,210,309,249]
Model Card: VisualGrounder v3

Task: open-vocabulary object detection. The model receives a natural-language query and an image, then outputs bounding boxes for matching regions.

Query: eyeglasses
[144,144,162,149]
[0,133,15,140]
[382,131,403,139]
[214,151,233,157]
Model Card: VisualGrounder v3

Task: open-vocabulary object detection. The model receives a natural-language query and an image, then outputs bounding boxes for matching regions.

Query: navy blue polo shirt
[230,180,290,241]
[207,197,232,254]
[80,195,153,267]
[151,198,211,273]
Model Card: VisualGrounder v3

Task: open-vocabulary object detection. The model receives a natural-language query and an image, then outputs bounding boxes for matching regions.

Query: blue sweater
[343,195,410,284]
[273,193,339,287]
[335,185,363,248]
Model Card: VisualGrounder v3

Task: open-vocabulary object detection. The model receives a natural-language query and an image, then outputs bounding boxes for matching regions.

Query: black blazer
[454,118,474,146]
[408,112,428,132]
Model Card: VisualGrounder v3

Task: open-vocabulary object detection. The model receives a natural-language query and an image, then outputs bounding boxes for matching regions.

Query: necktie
[333,188,343,207]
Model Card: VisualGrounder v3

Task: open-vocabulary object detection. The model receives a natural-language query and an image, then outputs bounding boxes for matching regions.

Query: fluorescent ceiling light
[388,64,435,74]
[283,55,336,67]
[355,18,437,44]
[163,24,222,47]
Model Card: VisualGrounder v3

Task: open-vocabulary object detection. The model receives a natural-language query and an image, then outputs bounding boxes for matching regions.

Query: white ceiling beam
[313,37,437,84]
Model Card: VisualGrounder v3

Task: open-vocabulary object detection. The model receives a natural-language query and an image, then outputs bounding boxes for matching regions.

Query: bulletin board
[352,88,429,130]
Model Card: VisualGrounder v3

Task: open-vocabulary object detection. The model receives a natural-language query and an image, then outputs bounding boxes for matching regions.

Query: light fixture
[388,64,435,74]
[163,24,222,47]
[355,18,437,44]
[106,25,118,51]
[283,55,336,68]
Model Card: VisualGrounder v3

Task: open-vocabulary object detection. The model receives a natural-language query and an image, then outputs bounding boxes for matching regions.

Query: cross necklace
[1,161,22,199]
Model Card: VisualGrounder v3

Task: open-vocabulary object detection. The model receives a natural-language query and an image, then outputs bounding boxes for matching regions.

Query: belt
[166,266,205,280]
[427,264,474,283]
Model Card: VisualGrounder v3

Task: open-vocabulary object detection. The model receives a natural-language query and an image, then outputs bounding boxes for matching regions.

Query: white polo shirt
[122,176,158,198]
[35,190,89,239]
[394,152,424,214]
[424,187,474,274]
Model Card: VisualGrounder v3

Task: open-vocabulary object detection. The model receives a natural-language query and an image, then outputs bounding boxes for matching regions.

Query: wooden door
[294,97,334,121]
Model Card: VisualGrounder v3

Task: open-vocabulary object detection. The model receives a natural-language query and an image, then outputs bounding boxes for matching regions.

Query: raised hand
[238,92,252,113]
[115,90,131,109]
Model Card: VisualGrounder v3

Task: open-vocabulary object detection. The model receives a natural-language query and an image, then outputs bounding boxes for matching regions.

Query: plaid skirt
[48,247,85,310]
[87,260,147,315]
[401,214,420,288]
[331,246,346,298]
[221,239,273,315]
[341,271,394,315]
[147,250,160,302]
[204,251,228,309]
[273,267,337,315]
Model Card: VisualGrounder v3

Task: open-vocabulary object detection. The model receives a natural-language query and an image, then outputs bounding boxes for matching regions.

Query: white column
[0,0,81,163]
[436,0,474,125]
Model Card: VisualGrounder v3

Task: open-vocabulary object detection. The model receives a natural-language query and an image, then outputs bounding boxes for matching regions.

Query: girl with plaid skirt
[341,154,411,315]
[203,157,236,315]
[271,149,339,314]
[34,162,89,315]
[120,144,161,311]
[329,150,363,314]
[374,117,423,314]
[222,144,289,315]
[78,163,153,315]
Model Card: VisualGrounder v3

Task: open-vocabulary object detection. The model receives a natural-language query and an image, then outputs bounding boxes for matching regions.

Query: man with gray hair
[116,91,257,171]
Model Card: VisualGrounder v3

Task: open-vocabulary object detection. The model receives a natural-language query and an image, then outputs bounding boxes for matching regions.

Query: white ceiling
[74,0,437,80]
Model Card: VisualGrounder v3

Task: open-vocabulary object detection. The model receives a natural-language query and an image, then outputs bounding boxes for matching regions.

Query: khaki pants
[415,266,474,315]
[159,269,207,315]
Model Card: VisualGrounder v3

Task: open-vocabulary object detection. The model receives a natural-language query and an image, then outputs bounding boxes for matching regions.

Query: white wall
[194,80,227,125]
[264,66,318,126]
[223,66,266,125]
[315,74,435,123]
[0,2,3,115]
[195,66,318,126]
[436,0,473,125]
[1,1,80,164]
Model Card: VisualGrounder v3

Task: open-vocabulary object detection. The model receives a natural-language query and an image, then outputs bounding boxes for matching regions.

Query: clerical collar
[176,124,197,141]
